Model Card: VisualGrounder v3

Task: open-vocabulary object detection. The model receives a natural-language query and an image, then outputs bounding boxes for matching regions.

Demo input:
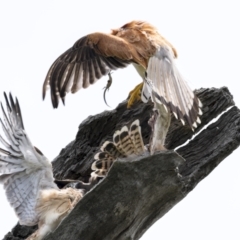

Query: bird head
[111,20,158,37]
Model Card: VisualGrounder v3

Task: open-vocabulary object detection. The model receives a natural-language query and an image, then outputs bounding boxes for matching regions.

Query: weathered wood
[52,87,234,180]
[47,151,186,240]
[3,87,239,240]
[45,106,240,240]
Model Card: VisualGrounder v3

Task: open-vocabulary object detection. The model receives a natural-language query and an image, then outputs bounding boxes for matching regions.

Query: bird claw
[103,72,112,107]
[127,82,143,108]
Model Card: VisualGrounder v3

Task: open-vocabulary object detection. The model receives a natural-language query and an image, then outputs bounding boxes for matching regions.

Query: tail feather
[93,148,117,177]
[91,119,145,177]
[130,120,145,154]
[113,130,128,155]
[93,152,115,169]
[118,126,135,155]
[100,141,124,158]
[91,158,111,177]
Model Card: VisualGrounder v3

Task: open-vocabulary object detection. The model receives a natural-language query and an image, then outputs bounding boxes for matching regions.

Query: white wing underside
[0,93,57,226]
[143,47,201,127]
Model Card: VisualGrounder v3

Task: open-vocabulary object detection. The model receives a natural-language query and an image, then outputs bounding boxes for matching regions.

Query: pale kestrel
[0,93,84,240]
[43,20,202,132]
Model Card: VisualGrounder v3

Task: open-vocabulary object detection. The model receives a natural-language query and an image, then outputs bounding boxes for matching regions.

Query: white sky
[0,0,240,239]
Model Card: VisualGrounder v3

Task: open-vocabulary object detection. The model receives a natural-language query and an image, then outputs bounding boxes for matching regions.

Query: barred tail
[91,119,145,177]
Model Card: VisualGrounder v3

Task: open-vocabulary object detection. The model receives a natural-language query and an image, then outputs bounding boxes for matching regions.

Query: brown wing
[43,32,134,108]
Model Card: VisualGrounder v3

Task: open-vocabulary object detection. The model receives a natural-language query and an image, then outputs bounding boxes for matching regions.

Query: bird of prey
[0,93,84,240]
[92,119,146,177]
[43,20,202,132]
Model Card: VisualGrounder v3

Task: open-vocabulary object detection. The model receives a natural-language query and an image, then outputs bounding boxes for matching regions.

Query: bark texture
[3,87,240,240]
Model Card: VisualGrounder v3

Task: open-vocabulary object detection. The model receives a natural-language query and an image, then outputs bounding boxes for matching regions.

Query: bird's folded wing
[43,33,134,108]
[0,93,57,225]
[146,47,202,128]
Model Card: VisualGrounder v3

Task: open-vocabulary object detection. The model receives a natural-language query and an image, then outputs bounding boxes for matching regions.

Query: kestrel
[43,20,202,131]
[0,93,84,240]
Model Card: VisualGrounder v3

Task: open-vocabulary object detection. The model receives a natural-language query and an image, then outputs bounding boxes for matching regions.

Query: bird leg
[103,72,113,107]
[148,103,171,154]
[127,82,143,108]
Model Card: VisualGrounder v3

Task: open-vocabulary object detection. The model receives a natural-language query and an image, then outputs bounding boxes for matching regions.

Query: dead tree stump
[3,87,240,240]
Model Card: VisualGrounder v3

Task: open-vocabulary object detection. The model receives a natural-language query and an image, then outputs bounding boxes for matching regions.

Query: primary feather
[146,47,202,128]
[0,92,56,225]
[0,93,83,240]
[43,20,202,132]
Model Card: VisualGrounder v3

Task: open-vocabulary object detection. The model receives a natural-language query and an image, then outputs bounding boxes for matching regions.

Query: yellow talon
[127,82,144,108]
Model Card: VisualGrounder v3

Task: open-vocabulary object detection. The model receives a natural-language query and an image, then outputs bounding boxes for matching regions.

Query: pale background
[0,0,240,239]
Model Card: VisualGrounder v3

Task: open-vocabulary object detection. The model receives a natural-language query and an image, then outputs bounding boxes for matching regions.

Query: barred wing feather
[0,93,57,225]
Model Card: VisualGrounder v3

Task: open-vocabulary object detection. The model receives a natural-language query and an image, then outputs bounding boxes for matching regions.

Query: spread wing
[0,93,58,226]
[43,32,134,108]
[145,47,202,128]
[92,120,145,177]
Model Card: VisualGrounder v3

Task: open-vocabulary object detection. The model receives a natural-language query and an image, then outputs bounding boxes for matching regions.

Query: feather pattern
[92,119,146,177]
[0,93,57,225]
[0,93,84,240]
[43,34,132,108]
[146,46,202,128]
[43,19,202,130]
[129,120,145,154]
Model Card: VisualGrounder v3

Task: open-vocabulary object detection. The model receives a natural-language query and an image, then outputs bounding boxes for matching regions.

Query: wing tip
[173,112,178,120]
[180,119,185,125]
